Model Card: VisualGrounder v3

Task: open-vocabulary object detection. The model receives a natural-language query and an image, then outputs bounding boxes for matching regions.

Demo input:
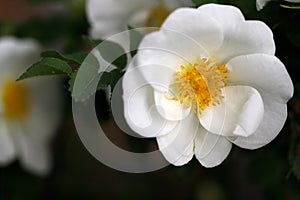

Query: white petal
[123,61,178,137]
[90,21,128,39]
[12,77,61,176]
[24,77,62,143]
[227,54,293,149]
[232,98,287,149]
[0,37,40,80]
[154,90,191,121]
[156,112,198,166]
[128,10,150,28]
[137,28,209,91]
[0,120,15,164]
[198,4,275,63]
[161,8,223,52]
[87,0,157,38]
[8,123,51,176]
[256,0,271,10]
[194,128,232,168]
[197,4,245,29]
[227,54,293,104]
[199,86,264,138]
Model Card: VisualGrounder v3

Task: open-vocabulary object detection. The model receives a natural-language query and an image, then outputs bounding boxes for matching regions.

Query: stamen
[163,92,177,101]
[171,58,229,114]
[2,79,30,119]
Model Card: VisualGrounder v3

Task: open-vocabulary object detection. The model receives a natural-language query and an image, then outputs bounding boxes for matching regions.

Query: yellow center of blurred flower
[146,3,170,27]
[169,58,228,114]
[2,79,29,119]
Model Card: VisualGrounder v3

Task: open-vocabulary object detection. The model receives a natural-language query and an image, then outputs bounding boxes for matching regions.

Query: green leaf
[96,40,128,70]
[66,52,89,65]
[83,35,127,70]
[128,26,143,57]
[97,72,111,90]
[17,57,72,81]
[110,69,123,89]
[97,69,123,91]
[41,50,88,65]
[82,35,103,47]
[68,70,78,93]
[71,53,100,101]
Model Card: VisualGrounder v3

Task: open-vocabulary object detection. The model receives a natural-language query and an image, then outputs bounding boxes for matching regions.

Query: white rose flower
[256,0,300,10]
[122,4,294,167]
[0,37,62,176]
[87,0,194,39]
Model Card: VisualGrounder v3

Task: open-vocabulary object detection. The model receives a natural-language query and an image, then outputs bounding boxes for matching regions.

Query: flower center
[171,58,228,114]
[1,79,30,119]
[146,3,170,27]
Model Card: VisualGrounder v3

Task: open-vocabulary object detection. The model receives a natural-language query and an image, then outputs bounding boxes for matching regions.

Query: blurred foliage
[1,0,300,199]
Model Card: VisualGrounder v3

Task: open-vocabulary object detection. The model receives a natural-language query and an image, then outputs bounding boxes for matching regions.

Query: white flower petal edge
[199,86,264,138]
[0,121,15,164]
[227,54,293,105]
[195,127,232,168]
[256,0,271,10]
[0,37,40,81]
[198,4,275,63]
[123,60,178,137]
[136,8,223,91]
[161,8,224,52]
[156,112,198,166]
[154,90,191,121]
[87,0,195,39]
[227,54,293,149]
[87,0,155,38]
[12,77,61,176]
[9,123,52,176]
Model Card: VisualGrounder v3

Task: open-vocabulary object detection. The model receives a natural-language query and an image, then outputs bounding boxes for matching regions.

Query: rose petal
[195,127,232,168]
[0,120,15,164]
[162,7,223,52]
[231,98,288,149]
[87,0,156,38]
[0,37,40,81]
[9,123,51,176]
[199,86,264,138]
[227,54,293,103]
[226,54,293,149]
[123,62,178,137]
[137,28,209,92]
[198,4,275,63]
[156,112,198,166]
[154,90,191,121]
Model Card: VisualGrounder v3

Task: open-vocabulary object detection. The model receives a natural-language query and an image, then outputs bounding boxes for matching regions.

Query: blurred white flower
[0,37,62,176]
[86,0,194,39]
[256,0,300,10]
[122,4,293,167]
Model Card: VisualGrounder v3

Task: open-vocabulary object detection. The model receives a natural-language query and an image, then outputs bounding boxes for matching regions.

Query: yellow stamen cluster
[2,79,30,119]
[146,3,170,27]
[173,58,228,114]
